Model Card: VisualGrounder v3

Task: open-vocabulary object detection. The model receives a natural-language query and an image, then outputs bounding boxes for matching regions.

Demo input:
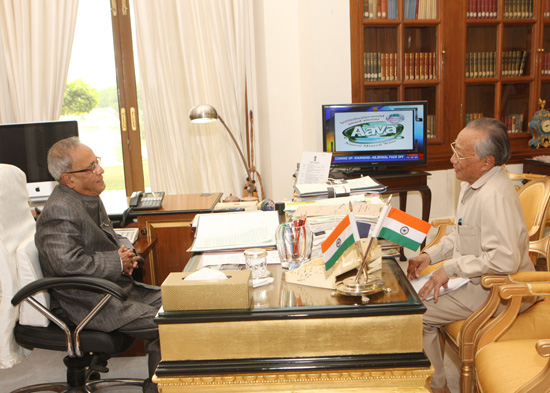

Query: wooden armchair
[475,273,550,393]
[516,177,550,242]
[420,220,550,393]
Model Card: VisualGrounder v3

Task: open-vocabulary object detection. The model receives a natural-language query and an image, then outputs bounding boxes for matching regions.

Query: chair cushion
[499,298,550,341]
[442,319,463,347]
[16,236,50,327]
[476,339,546,393]
[14,322,136,354]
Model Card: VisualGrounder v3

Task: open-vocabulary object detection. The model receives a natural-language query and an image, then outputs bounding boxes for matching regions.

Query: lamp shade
[189,104,218,123]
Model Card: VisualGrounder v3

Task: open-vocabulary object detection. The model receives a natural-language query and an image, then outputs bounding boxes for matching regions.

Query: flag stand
[334,236,386,303]
[332,199,388,303]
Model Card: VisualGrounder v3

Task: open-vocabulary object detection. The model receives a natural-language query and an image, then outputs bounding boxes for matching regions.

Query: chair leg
[460,361,474,393]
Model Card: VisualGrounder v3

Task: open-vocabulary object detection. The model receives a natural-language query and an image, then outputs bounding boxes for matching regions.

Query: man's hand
[407,253,431,280]
[418,267,449,303]
[119,245,140,276]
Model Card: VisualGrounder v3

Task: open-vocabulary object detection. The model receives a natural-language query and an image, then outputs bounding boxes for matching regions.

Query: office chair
[0,164,143,392]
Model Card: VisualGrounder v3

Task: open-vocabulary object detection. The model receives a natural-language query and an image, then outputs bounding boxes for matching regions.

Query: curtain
[0,0,78,123]
[133,0,258,197]
[0,0,78,368]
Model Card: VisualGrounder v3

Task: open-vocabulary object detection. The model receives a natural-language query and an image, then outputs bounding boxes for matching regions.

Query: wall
[253,0,525,255]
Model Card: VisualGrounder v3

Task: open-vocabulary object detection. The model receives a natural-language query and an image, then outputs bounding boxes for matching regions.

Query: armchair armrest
[477,277,550,351]
[11,276,129,306]
[11,276,129,357]
[421,218,454,252]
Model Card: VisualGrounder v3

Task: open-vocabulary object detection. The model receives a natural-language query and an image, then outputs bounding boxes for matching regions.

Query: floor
[0,348,149,392]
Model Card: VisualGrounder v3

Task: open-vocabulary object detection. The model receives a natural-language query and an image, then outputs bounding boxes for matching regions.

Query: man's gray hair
[465,117,511,165]
[47,136,81,180]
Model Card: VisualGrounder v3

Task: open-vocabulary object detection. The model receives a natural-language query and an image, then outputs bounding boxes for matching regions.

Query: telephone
[129,191,165,210]
[117,191,166,228]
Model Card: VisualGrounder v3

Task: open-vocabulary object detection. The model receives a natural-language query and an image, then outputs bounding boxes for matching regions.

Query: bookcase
[350,0,550,171]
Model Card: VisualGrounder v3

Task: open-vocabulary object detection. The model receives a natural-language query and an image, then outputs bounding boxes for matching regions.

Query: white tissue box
[161,270,252,311]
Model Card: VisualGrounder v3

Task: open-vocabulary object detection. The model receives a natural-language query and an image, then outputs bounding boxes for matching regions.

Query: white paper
[189,211,280,252]
[410,271,469,301]
[296,151,332,185]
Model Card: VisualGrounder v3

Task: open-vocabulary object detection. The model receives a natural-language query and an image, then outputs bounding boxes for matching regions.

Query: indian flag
[321,212,360,271]
[374,206,431,251]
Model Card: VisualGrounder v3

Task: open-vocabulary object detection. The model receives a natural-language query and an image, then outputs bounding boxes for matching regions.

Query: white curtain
[0,0,79,123]
[0,0,78,368]
[133,0,259,197]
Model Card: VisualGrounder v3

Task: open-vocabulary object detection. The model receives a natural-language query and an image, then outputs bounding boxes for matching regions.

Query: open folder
[189,210,280,252]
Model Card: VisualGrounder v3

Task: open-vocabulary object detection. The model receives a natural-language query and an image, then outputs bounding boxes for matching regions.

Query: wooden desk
[153,259,433,392]
[129,193,222,285]
[523,158,550,175]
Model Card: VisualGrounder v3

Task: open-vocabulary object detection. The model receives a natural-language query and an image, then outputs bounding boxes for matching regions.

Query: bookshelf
[350,0,550,171]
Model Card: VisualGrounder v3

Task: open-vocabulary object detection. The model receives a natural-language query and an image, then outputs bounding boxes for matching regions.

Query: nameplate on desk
[189,210,279,252]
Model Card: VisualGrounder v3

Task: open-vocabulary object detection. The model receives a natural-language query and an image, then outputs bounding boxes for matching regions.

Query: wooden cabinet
[132,193,222,286]
[350,0,550,171]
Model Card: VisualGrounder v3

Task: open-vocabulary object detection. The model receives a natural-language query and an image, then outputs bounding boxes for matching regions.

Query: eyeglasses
[450,142,477,161]
[65,157,102,174]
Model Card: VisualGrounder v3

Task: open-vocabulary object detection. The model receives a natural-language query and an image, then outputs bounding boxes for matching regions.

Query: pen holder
[275,221,313,270]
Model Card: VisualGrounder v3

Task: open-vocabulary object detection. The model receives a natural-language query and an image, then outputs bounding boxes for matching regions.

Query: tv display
[322,101,427,172]
[0,120,79,200]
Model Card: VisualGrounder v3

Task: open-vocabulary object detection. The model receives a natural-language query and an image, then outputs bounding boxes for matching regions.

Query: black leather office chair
[11,277,144,392]
[0,164,143,392]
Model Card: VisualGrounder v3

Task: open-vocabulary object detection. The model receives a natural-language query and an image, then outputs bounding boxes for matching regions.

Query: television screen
[322,101,427,171]
[0,120,79,183]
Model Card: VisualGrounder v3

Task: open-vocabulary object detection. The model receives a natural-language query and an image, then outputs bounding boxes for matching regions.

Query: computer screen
[322,101,427,172]
[0,120,79,200]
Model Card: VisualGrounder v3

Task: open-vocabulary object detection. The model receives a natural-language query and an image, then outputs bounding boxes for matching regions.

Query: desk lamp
[189,104,254,195]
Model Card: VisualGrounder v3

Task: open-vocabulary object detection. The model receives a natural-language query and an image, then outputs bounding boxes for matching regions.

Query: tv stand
[330,168,432,261]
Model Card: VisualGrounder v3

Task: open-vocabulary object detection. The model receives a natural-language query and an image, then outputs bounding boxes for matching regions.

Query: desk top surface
[155,258,425,324]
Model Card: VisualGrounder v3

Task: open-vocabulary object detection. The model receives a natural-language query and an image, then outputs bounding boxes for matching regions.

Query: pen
[458,218,463,226]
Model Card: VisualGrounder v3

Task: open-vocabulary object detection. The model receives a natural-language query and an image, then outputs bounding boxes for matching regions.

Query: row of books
[364,52,397,81]
[426,115,437,139]
[466,52,496,78]
[501,114,524,133]
[502,0,533,19]
[363,0,437,20]
[467,0,497,18]
[541,53,550,75]
[363,52,437,81]
[467,0,533,19]
[502,51,528,77]
[363,0,397,19]
[466,51,527,78]
[467,113,525,133]
[404,52,437,80]
[465,113,484,124]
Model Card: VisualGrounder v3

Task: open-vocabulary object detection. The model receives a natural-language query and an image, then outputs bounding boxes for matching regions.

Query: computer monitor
[0,120,79,201]
[322,101,428,173]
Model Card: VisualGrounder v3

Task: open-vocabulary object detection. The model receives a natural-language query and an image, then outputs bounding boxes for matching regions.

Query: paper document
[296,151,332,185]
[294,176,385,197]
[201,250,281,266]
[114,228,139,244]
[410,271,470,301]
[189,210,280,252]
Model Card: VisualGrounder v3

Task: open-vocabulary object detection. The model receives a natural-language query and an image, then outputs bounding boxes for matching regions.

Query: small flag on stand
[373,205,431,251]
[321,212,360,271]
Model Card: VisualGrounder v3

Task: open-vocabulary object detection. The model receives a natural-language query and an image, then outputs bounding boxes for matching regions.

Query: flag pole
[333,195,389,302]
